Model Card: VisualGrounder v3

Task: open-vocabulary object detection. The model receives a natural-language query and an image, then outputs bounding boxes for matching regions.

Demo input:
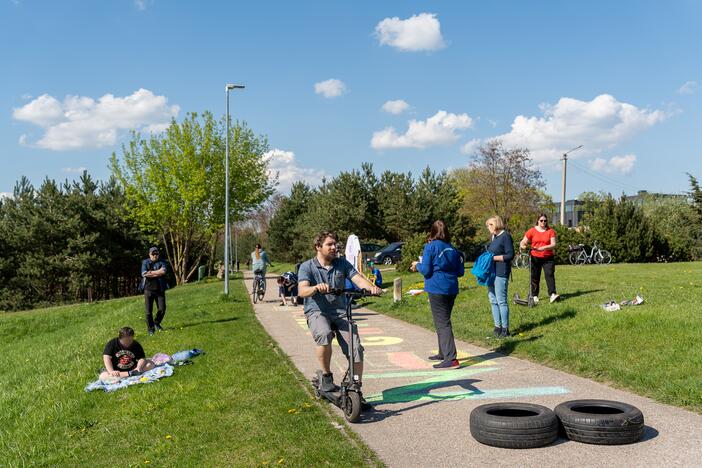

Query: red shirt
[525,227,556,258]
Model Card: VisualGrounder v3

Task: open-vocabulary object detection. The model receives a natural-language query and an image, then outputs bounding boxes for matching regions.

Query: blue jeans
[488,276,510,329]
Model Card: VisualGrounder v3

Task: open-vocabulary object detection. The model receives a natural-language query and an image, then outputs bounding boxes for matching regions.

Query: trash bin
[198,265,207,281]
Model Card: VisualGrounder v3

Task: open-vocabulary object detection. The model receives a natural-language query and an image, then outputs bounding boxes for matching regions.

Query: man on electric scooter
[298,231,383,394]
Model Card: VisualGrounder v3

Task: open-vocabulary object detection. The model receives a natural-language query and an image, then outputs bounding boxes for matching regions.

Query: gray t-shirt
[297,257,359,316]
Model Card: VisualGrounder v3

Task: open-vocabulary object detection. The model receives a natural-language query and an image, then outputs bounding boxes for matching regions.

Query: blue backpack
[471,251,496,286]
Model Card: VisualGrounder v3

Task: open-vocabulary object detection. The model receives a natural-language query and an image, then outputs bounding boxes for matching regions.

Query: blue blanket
[84,348,205,393]
[85,364,174,392]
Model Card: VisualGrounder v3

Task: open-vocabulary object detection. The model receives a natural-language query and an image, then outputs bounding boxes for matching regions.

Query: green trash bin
[198,265,207,281]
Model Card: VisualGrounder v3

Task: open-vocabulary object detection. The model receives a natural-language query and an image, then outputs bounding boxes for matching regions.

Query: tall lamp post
[224,83,245,296]
[560,145,583,226]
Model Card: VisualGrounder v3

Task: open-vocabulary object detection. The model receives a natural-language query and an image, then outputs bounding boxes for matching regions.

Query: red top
[525,227,556,258]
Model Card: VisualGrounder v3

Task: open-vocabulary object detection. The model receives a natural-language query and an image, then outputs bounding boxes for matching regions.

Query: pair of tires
[470,400,644,449]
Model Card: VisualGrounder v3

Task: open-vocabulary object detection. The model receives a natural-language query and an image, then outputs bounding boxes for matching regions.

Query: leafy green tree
[588,196,658,263]
[378,171,419,242]
[111,112,274,284]
[453,140,546,229]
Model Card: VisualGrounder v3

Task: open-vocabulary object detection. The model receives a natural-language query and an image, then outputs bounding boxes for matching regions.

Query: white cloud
[62,167,87,174]
[677,80,699,95]
[488,119,497,128]
[371,110,473,150]
[375,13,446,52]
[381,99,410,115]
[134,0,153,10]
[12,88,179,151]
[263,148,327,193]
[460,138,482,155]
[493,94,667,165]
[589,154,636,175]
[314,79,347,98]
[0,192,12,200]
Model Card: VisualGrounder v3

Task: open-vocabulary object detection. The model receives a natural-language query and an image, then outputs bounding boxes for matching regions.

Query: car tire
[554,399,644,445]
[470,403,559,449]
[382,256,393,265]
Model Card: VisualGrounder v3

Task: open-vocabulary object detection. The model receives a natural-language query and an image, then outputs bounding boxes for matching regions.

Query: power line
[569,160,641,194]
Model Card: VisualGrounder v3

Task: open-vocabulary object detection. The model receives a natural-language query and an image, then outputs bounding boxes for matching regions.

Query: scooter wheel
[344,392,362,423]
[313,387,321,399]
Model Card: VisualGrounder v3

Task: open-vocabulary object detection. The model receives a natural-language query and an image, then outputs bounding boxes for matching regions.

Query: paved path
[246,274,702,467]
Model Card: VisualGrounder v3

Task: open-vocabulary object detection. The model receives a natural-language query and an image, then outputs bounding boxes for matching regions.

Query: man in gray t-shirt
[298,231,382,393]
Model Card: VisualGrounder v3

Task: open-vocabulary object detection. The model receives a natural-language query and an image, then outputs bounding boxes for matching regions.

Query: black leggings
[530,256,556,297]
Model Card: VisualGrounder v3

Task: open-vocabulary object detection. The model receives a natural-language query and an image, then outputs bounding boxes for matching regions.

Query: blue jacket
[471,252,496,286]
[416,240,465,295]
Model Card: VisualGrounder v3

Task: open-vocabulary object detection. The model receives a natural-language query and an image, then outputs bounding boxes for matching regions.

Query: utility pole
[224,83,245,295]
[561,145,583,226]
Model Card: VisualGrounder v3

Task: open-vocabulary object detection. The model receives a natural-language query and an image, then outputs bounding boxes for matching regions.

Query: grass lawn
[267,262,297,276]
[363,262,702,414]
[0,276,380,466]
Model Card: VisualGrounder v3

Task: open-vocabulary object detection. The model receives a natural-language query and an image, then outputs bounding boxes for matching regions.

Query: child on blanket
[100,327,155,380]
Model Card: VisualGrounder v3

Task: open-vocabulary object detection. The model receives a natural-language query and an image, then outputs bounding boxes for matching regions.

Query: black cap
[149,247,160,254]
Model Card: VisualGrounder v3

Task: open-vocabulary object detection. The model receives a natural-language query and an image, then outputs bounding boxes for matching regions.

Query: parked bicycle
[512,250,531,269]
[568,241,612,265]
[252,270,266,303]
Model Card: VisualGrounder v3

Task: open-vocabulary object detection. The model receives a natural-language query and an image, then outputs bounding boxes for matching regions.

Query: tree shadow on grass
[559,289,604,300]
[512,308,578,335]
[493,335,543,356]
[177,317,238,330]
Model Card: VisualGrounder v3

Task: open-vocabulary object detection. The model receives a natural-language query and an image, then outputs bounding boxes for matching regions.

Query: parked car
[360,243,383,264]
[373,242,404,266]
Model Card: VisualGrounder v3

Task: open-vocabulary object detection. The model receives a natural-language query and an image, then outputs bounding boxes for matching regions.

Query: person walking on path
[485,216,514,338]
[520,214,559,304]
[141,247,169,335]
[411,220,465,369]
[297,231,382,393]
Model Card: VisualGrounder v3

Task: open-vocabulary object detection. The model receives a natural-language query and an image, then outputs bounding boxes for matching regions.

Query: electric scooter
[311,288,378,423]
[513,248,537,307]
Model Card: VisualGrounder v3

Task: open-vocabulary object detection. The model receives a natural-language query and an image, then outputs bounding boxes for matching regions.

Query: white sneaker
[550,293,560,303]
[532,296,539,304]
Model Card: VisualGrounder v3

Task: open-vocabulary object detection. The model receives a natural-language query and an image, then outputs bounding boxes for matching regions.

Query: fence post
[393,277,402,303]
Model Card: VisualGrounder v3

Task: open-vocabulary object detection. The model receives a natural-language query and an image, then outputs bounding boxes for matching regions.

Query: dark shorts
[305,311,364,362]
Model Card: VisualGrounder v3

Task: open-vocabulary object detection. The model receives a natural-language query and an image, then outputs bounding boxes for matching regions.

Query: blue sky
[1,0,700,201]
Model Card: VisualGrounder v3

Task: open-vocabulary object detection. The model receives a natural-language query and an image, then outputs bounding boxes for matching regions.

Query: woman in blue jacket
[485,216,514,338]
[411,220,465,369]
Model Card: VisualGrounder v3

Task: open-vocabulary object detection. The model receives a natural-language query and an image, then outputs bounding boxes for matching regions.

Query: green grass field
[364,262,702,414]
[0,277,380,467]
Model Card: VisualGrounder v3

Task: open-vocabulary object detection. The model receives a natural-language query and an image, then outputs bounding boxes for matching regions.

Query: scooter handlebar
[328,288,381,298]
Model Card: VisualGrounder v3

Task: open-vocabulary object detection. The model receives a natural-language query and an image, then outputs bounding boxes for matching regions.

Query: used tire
[555,399,644,445]
[470,403,559,449]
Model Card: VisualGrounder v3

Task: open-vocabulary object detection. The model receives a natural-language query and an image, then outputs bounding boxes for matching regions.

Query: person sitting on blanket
[277,271,298,306]
[100,327,155,380]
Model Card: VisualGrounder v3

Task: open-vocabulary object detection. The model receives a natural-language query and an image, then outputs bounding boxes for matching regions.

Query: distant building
[553,190,686,227]
[551,200,585,227]
[623,190,687,206]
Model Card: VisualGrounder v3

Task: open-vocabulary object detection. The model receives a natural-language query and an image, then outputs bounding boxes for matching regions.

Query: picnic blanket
[84,348,204,393]
[85,363,174,392]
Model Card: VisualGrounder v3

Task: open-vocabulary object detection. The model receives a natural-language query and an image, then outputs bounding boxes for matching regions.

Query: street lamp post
[560,145,583,226]
[224,83,245,296]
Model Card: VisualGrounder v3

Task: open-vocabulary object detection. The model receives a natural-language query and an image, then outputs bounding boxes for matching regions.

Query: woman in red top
[519,214,559,303]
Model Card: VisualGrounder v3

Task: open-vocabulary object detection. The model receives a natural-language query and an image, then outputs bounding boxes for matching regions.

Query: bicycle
[512,250,531,269]
[252,269,266,303]
[568,241,612,265]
